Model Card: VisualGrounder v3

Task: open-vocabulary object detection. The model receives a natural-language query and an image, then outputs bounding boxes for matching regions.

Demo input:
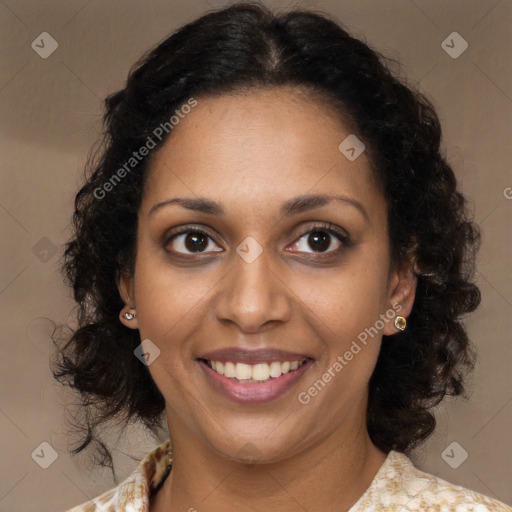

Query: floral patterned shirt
[65,439,511,511]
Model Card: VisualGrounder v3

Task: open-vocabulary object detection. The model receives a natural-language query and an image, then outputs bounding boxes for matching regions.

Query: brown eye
[306,231,331,252]
[164,229,222,255]
[289,223,349,257]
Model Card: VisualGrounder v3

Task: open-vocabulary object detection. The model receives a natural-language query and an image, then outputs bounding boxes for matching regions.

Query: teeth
[252,363,270,381]
[269,361,282,378]
[235,363,252,380]
[224,361,236,378]
[206,359,307,382]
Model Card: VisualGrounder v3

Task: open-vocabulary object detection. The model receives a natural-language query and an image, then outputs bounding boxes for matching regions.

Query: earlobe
[119,306,138,329]
[383,261,417,336]
[117,274,139,329]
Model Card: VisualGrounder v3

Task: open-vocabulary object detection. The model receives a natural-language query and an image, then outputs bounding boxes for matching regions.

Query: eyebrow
[148,193,369,222]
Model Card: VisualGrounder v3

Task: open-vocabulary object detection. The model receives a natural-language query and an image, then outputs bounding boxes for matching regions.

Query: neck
[150,413,387,512]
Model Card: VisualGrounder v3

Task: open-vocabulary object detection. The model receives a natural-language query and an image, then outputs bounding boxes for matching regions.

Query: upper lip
[197,348,312,365]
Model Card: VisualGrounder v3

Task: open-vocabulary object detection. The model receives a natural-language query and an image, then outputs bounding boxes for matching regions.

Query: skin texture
[118,86,417,512]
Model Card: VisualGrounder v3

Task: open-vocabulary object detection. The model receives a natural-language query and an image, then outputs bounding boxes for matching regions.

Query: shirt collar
[102,439,173,512]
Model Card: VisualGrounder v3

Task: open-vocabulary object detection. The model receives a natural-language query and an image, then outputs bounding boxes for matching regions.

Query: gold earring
[394,316,406,331]
[122,307,137,321]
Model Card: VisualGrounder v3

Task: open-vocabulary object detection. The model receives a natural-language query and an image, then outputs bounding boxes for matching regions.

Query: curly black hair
[51,2,481,475]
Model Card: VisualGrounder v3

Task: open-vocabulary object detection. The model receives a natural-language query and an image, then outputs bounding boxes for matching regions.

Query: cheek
[132,250,217,348]
[297,256,389,341]
[292,252,389,391]
[132,254,213,401]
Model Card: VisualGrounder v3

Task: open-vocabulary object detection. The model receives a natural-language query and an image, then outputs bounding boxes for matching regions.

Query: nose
[213,246,292,332]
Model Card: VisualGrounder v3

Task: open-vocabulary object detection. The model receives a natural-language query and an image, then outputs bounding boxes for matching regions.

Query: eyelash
[163,222,350,259]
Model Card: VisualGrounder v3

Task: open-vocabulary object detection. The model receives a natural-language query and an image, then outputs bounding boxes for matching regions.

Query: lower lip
[198,359,313,404]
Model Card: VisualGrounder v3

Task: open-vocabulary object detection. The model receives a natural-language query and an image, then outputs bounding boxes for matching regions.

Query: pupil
[185,233,207,252]
[309,231,329,252]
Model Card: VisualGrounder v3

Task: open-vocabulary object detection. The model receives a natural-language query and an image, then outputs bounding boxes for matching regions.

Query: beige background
[0,1,511,511]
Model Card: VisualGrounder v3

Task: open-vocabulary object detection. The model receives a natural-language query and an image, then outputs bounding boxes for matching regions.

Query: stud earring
[122,308,137,321]
[394,316,406,331]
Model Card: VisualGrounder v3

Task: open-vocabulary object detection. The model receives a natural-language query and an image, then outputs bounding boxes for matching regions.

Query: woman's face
[119,86,416,463]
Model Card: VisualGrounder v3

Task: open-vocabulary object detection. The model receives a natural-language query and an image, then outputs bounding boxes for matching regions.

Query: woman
[53,3,511,511]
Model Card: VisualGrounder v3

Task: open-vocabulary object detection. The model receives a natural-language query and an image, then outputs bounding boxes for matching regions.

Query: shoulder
[402,452,511,511]
[63,439,173,512]
[351,450,512,511]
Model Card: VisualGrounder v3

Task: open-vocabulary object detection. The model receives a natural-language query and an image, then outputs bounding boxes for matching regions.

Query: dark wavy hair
[51,2,481,475]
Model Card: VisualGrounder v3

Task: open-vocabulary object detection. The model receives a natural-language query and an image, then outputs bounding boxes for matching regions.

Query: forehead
[141,87,383,219]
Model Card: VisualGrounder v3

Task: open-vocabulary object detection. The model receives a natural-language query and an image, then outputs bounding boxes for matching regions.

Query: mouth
[197,356,314,403]
[198,358,310,383]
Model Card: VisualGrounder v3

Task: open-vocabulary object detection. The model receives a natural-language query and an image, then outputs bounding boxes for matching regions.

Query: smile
[204,359,308,383]
[198,357,314,404]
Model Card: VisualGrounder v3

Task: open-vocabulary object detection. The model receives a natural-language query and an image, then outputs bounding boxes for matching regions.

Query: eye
[163,222,349,258]
[288,222,349,257]
[164,227,222,255]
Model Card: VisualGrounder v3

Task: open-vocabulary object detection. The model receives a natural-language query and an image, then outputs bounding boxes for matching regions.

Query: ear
[117,273,139,330]
[382,257,417,336]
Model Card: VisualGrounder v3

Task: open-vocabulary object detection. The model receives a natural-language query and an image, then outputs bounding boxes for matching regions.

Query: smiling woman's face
[118,86,416,464]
